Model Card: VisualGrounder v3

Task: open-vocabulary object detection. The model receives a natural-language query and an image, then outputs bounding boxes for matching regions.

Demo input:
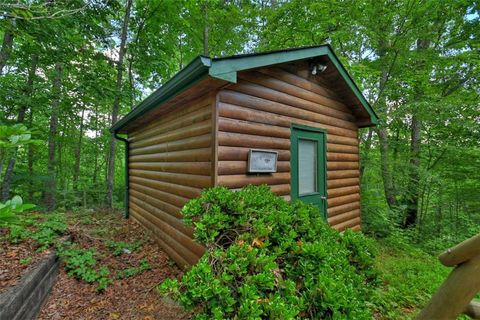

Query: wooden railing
[416,234,480,320]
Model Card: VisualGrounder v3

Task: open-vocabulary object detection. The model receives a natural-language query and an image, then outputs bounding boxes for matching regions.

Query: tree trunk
[203,2,209,56]
[360,127,373,179]
[403,39,429,228]
[1,55,38,201]
[73,108,85,190]
[375,38,397,209]
[92,106,99,185]
[44,63,62,212]
[56,119,67,189]
[28,110,34,202]
[106,0,132,208]
[404,112,422,227]
[0,27,14,75]
[377,127,397,208]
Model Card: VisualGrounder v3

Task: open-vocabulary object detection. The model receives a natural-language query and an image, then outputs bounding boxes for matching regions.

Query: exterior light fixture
[311,63,327,75]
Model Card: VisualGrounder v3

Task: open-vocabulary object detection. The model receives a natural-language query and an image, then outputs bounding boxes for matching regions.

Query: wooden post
[416,253,480,320]
[439,234,480,267]
[464,300,480,319]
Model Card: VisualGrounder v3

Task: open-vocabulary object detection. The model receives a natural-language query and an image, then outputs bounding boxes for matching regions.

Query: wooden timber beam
[416,234,480,320]
[464,300,480,319]
[439,233,480,267]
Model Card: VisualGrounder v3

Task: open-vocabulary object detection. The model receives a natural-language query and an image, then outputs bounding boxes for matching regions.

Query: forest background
[0,0,479,250]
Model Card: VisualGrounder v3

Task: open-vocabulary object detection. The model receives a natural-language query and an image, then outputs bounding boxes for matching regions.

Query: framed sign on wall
[247,149,278,173]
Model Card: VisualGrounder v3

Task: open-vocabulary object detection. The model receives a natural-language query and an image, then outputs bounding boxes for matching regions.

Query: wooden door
[290,124,327,218]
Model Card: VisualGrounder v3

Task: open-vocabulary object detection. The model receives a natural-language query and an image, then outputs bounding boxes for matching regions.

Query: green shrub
[57,242,112,291]
[160,185,379,319]
[32,213,68,250]
[32,227,57,249]
[6,224,29,243]
[0,195,36,226]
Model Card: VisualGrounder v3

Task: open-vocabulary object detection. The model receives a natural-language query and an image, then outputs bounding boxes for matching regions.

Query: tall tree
[106,0,133,207]
[44,63,62,212]
[73,108,85,190]
[403,38,429,228]
[0,21,14,75]
[1,54,38,200]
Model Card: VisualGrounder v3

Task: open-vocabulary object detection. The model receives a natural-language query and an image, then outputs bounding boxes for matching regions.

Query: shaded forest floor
[36,210,189,320]
[0,235,48,293]
[2,208,478,319]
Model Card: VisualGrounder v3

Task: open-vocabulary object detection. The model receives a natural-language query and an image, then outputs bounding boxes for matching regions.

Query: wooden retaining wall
[0,253,60,320]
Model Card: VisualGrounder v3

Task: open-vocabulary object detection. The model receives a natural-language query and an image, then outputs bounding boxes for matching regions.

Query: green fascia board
[208,46,331,82]
[110,55,212,133]
[111,45,378,133]
[324,49,379,126]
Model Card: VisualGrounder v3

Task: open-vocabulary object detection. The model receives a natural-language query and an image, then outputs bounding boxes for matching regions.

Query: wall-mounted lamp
[311,63,327,75]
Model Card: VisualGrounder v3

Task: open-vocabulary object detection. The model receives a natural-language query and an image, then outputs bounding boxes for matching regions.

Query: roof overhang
[111,45,378,133]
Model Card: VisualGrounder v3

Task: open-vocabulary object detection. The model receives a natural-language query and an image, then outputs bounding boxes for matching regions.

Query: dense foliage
[0,1,478,316]
[0,1,478,243]
[161,186,379,319]
[1,208,152,292]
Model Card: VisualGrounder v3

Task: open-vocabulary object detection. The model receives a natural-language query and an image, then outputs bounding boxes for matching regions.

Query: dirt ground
[0,236,47,294]
[32,209,190,320]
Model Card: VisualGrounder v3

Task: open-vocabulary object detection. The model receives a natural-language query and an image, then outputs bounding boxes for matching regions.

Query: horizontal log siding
[128,95,214,267]
[216,67,361,231]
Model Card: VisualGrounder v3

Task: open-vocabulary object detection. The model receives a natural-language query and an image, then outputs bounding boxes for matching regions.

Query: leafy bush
[160,185,379,319]
[31,213,68,250]
[6,224,29,243]
[57,242,112,291]
[32,227,57,249]
[0,195,35,226]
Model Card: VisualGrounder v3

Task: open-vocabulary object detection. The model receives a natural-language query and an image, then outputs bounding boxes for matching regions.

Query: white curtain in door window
[298,139,317,195]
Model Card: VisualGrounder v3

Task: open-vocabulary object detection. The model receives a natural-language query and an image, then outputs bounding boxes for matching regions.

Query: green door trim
[290,124,328,219]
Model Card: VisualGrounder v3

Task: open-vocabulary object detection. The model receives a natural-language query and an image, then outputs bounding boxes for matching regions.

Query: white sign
[248,149,278,173]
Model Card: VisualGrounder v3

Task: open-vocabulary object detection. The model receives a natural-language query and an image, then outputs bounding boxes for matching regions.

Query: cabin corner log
[415,253,480,320]
[464,300,480,319]
[439,233,480,267]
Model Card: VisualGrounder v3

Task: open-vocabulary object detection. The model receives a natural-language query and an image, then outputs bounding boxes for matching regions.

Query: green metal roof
[111,44,378,133]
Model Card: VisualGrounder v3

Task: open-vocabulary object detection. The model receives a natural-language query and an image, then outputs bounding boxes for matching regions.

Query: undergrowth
[160,185,380,319]
[57,242,113,291]
[1,209,149,292]
[4,212,67,249]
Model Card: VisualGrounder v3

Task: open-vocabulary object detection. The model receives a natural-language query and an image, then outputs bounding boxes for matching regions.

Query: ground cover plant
[161,185,380,319]
[38,209,187,319]
[371,235,451,319]
[0,200,67,292]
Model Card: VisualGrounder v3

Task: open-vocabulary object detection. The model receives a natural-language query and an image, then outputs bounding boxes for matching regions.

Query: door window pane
[298,139,317,195]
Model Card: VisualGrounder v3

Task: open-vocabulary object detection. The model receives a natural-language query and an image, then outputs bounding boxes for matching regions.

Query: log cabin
[110,45,379,268]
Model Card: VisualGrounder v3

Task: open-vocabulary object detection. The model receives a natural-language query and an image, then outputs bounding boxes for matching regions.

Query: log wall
[127,93,215,268]
[215,66,362,231]
[126,63,364,268]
